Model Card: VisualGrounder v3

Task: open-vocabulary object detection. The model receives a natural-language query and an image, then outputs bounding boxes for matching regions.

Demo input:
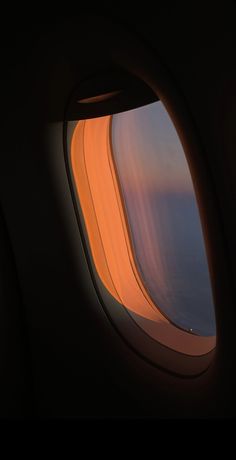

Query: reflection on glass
[112,101,216,336]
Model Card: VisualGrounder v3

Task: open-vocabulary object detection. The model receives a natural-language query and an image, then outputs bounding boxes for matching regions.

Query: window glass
[112,101,215,336]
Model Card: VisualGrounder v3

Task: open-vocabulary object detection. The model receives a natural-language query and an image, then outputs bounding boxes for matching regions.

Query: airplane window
[69,100,216,357]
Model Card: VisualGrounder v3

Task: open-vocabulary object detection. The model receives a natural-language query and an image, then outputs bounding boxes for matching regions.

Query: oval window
[68,98,216,364]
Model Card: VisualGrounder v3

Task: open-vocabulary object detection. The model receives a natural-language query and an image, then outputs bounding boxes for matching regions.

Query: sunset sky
[112,101,215,336]
[112,101,193,194]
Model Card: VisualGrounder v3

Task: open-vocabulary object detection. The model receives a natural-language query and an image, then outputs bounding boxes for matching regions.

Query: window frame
[64,63,217,377]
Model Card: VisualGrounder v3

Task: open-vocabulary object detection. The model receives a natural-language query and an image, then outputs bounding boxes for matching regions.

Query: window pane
[111,101,216,336]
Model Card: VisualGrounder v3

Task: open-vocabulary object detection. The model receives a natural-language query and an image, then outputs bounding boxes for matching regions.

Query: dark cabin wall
[0,208,32,416]
[0,6,235,417]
